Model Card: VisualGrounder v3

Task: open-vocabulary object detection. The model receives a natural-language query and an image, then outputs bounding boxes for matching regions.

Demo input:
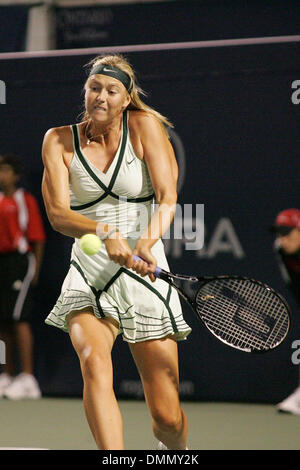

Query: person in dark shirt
[271,208,300,414]
[0,154,45,399]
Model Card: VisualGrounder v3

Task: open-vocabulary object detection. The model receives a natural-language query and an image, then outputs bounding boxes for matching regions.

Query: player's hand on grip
[132,242,157,282]
[104,230,133,269]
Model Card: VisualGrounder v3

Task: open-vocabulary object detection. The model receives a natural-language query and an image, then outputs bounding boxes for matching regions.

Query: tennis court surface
[0,398,300,450]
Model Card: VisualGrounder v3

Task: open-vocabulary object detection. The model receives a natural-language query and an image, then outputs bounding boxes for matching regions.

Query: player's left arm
[132,113,178,279]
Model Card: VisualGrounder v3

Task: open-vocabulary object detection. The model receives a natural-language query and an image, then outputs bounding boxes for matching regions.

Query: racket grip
[132,255,162,278]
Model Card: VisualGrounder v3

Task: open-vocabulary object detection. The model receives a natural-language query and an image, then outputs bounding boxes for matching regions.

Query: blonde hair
[81,53,173,137]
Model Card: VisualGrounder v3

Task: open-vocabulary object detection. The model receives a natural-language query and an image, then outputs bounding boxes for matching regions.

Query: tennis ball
[79,234,102,255]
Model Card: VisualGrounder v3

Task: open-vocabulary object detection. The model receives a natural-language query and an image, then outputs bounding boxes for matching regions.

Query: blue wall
[1,25,300,402]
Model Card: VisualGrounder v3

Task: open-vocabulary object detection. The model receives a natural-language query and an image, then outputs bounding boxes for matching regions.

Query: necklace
[84,121,103,145]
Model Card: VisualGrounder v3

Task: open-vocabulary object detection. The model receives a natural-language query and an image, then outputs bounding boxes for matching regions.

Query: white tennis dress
[45,111,192,343]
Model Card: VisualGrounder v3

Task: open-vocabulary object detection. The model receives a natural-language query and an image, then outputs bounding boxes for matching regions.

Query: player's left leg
[129,337,188,450]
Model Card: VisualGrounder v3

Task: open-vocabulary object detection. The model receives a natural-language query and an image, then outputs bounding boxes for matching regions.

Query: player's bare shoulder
[128,111,148,160]
[43,125,72,148]
[128,110,167,160]
[129,110,162,134]
[42,125,74,166]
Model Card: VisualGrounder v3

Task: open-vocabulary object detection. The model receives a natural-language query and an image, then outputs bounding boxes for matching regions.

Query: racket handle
[132,255,162,278]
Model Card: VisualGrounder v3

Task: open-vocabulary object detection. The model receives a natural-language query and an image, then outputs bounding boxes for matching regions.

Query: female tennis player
[41,54,191,450]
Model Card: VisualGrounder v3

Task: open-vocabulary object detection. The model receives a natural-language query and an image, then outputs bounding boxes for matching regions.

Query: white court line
[0,35,300,60]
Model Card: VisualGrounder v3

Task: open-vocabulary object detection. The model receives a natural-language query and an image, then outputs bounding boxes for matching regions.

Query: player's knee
[80,349,112,387]
[152,407,182,434]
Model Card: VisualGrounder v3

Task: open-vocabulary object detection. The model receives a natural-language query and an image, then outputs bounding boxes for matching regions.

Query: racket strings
[235,283,289,349]
[196,279,289,351]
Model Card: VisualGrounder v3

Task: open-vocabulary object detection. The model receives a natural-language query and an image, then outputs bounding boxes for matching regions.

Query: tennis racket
[133,255,291,353]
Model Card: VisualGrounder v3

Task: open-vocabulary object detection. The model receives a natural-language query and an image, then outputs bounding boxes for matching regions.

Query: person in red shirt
[271,208,300,414]
[0,154,45,399]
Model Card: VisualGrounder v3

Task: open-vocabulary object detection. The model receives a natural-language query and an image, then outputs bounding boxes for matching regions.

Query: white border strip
[1,35,300,60]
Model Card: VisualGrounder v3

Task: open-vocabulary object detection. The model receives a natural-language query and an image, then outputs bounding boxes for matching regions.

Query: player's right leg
[68,310,123,450]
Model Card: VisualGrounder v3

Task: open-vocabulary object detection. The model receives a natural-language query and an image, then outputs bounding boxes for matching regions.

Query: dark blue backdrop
[1,38,300,403]
[54,0,300,49]
[0,5,31,53]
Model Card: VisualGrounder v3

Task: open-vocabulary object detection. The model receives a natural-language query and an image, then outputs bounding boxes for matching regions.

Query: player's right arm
[41,127,133,267]
[42,127,97,238]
